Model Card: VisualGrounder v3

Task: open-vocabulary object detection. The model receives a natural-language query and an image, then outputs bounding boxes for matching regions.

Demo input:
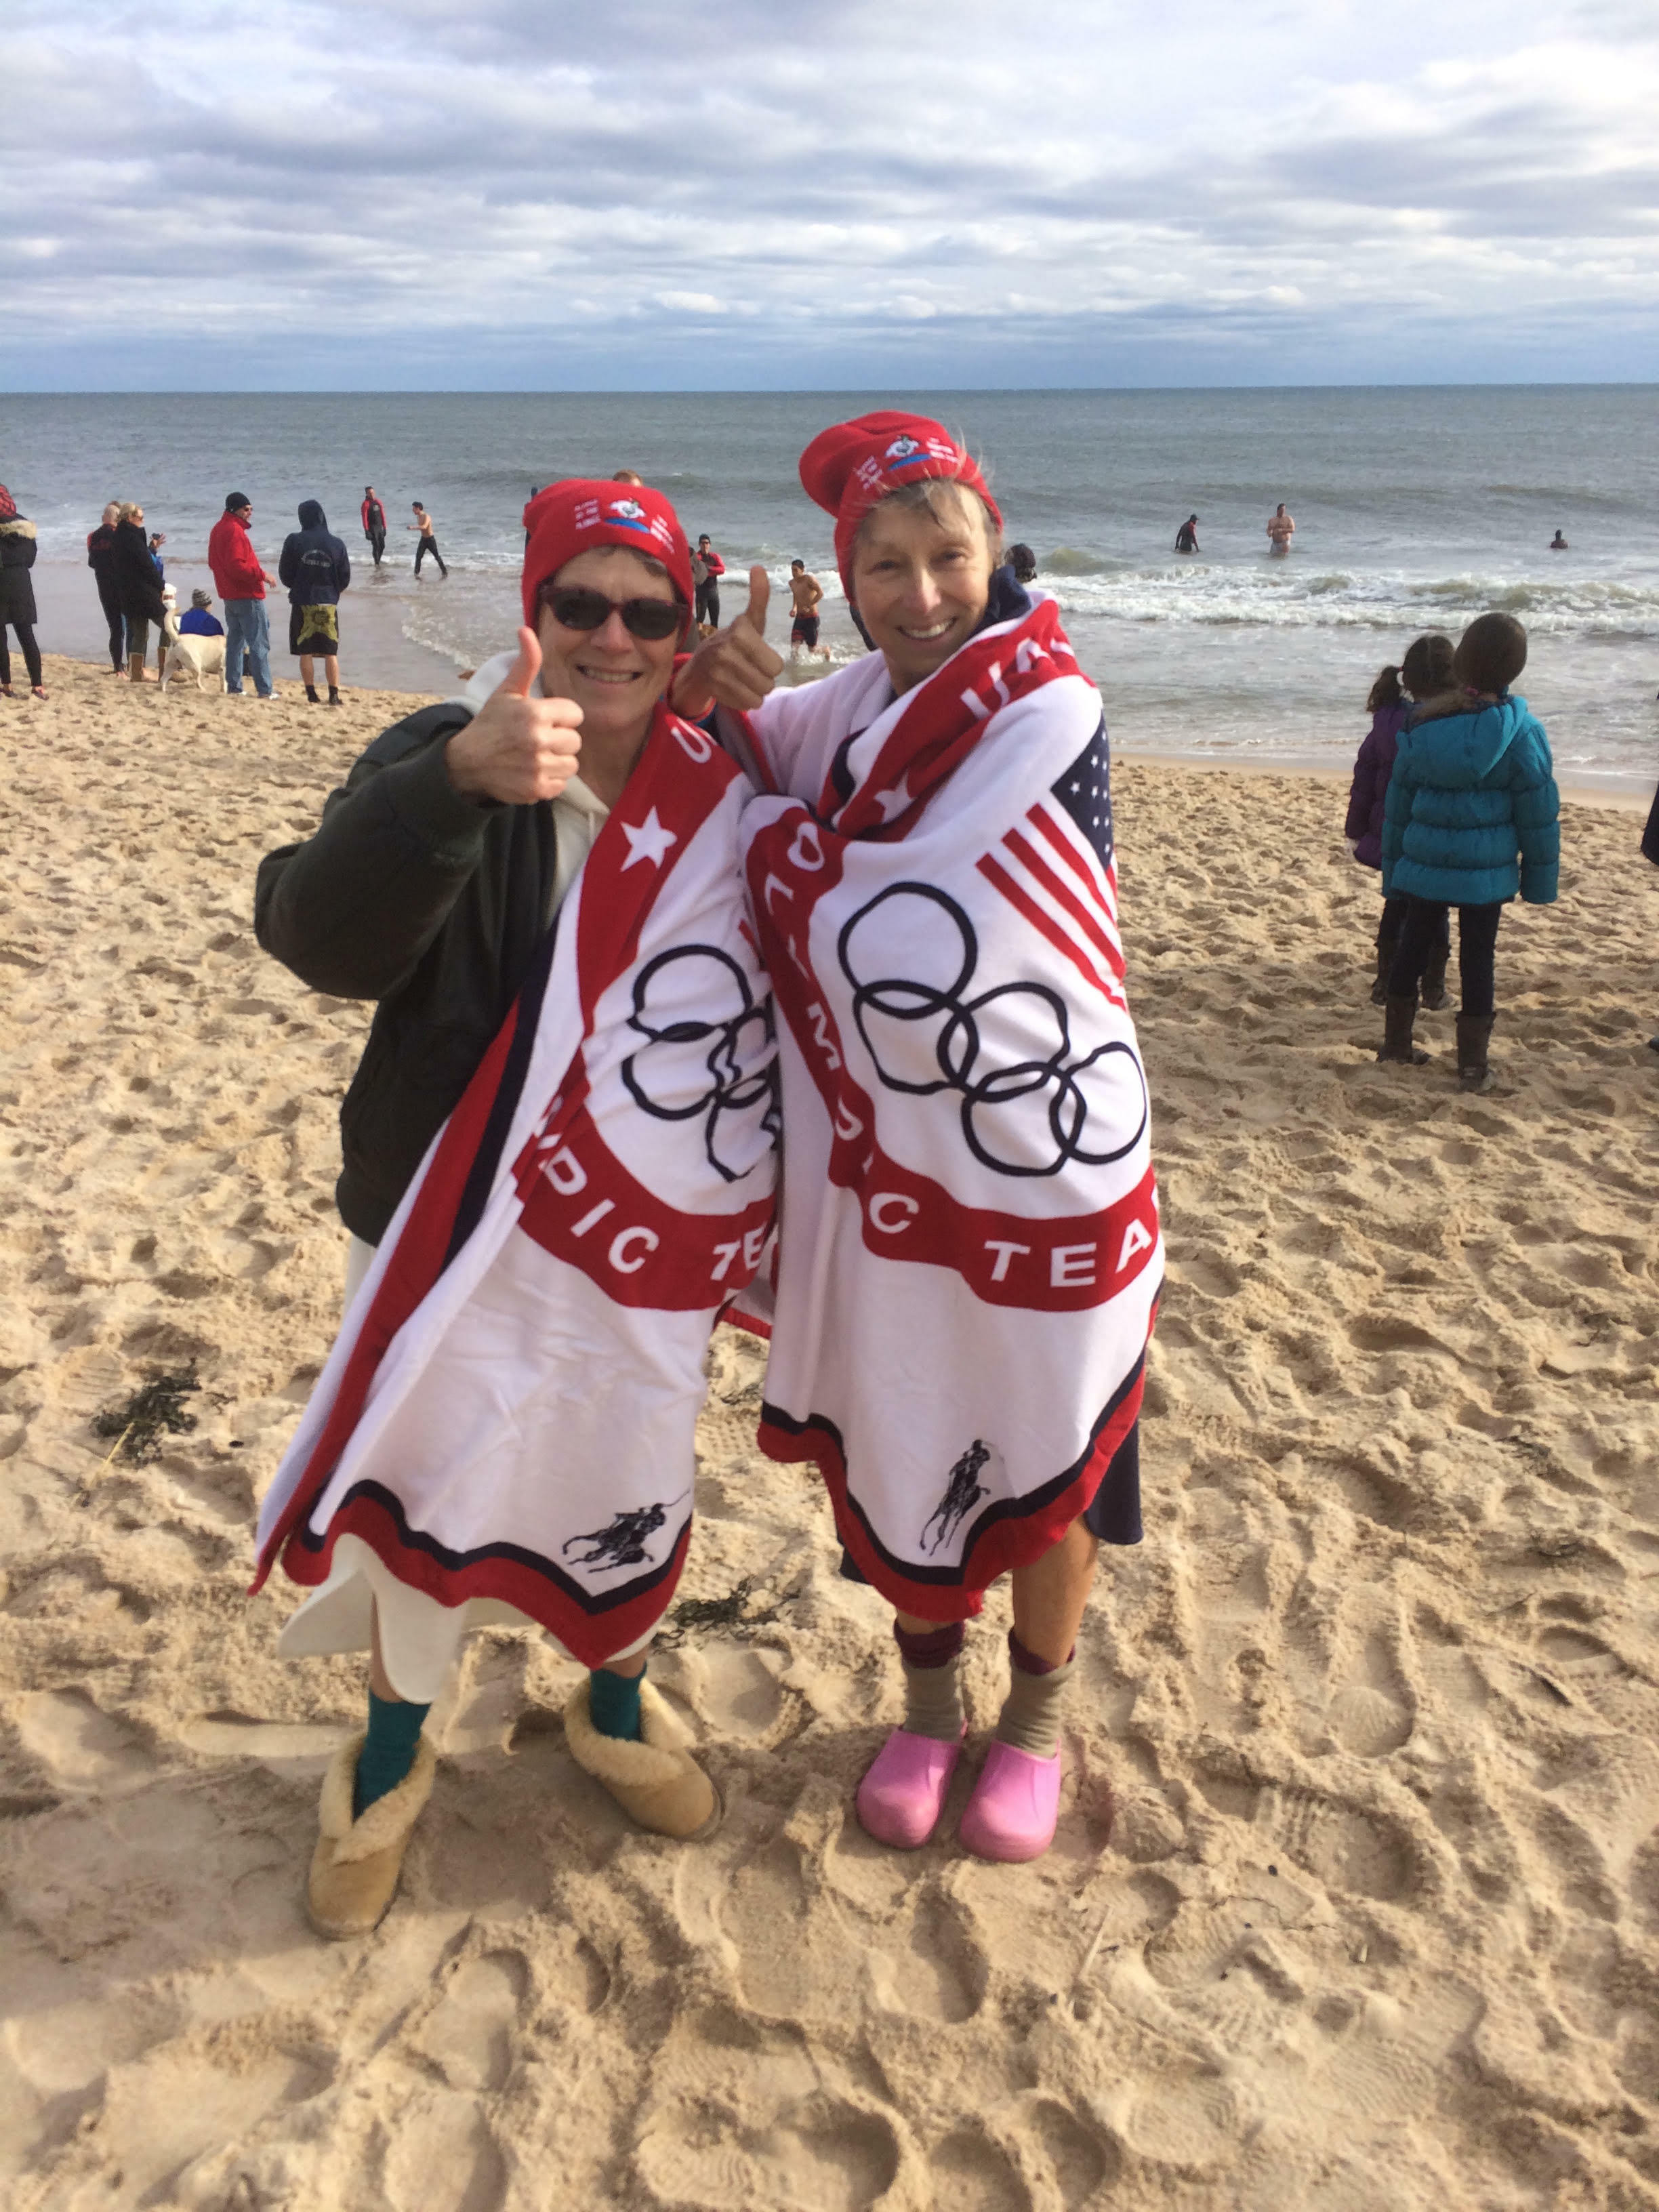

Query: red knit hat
[520,479,693,630]
[0,485,16,524]
[798,413,1001,600]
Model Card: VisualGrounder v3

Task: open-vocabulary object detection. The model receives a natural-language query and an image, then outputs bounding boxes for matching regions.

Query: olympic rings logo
[621,946,780,1184]
[836,884,1147,1179]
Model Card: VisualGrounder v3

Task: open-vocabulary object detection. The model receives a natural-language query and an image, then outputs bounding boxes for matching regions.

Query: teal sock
[588,1664,644,1742]
[354,1689,431,1818]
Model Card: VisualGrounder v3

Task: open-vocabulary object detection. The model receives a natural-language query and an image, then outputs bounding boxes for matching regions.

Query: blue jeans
[224,598,272,695]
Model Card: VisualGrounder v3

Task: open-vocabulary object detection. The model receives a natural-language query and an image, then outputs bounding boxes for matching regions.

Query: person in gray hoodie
[279,499,352,705]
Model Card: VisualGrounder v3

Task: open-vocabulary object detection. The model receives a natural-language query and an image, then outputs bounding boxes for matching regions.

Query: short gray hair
[853,476,1003,566]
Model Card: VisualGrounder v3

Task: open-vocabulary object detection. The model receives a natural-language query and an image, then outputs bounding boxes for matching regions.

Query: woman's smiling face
[851,484,998,695]
[534,546,682,745]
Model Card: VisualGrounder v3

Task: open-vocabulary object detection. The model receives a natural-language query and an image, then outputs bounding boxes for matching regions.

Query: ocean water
[5,387,1657,788]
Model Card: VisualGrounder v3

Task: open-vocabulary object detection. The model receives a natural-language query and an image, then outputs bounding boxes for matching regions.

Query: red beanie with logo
[798,413,1001,600]
[520,480,693,630]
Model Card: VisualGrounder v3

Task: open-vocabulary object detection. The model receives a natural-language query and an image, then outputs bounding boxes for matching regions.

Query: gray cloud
[3,0,1657,386]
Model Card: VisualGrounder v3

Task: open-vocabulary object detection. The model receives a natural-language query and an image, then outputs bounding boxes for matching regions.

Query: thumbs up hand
[672,564,785,720]
[445,626,584,804]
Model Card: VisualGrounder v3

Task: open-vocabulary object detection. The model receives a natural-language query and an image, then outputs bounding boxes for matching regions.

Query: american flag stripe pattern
[977,714,1127,1009]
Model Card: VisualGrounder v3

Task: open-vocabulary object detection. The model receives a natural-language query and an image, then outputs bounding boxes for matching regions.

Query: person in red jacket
[691,533,726,634]
[207,492,278,699]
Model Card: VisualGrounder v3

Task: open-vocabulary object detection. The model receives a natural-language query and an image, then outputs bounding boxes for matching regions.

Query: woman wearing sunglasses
[676,414,1162,1864]
[254,482,777,1937]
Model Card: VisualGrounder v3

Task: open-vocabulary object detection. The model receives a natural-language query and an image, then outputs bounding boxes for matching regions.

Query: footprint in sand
[1030,2099,1122,2206]
[633,2027,902,2212]
[931,2125,1025,2212]
[723,1831,981,2025]
[1328,1624,1414,1759]
[382,2091,507,2212]
[16,1689,153,1793]
[412,1950,528,2092]
[1267,1786,1418,1904]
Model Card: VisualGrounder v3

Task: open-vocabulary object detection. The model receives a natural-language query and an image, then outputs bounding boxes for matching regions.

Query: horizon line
[5,378,1659,401]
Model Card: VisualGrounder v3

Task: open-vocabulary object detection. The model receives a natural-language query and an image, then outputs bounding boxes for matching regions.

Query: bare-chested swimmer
[787,559,832,661]
[1267,504,1295,556]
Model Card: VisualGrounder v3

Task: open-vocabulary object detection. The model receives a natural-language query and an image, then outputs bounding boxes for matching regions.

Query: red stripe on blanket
[1005,817,1127,979]
[253,702,754,1599]
[516,1097,774,1309]
[279,1486,694,1671]
[250,1006,521,1591]
[575,714,741,1025]
[828,601,1080,838]
[758,1343,1148,1616]
[977,854,1124,1008]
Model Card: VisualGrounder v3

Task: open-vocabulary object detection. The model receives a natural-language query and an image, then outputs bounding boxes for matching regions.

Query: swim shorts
[291,605,340,655]
[791,613,820,649]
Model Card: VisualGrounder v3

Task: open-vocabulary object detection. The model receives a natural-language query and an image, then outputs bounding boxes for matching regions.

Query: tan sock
[994,1650,1076,1758]
[894,1620,966,1742]
[902,1656,965,1742]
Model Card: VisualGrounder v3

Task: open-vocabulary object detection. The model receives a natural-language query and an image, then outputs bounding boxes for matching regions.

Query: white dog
[160,587,226,693]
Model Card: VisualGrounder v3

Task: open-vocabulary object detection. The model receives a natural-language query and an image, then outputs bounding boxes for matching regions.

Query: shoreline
[24,648,1654,808]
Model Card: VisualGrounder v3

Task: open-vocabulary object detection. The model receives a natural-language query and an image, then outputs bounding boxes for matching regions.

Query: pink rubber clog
[855,1727,966,1849]
[958,1740,1062,1862]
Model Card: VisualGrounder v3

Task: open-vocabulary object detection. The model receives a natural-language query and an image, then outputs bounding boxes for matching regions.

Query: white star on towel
[872,775,913,825]
[620,808,678,870]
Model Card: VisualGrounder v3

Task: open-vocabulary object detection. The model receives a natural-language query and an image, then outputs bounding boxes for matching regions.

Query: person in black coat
[0,483,45,698]
[278,499,352,705]
[111,502,168,683]
[86,501,125,674]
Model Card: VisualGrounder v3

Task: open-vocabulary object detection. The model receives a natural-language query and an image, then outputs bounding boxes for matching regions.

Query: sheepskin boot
[1376,995,1429,1066]
[562,1678,721,1840]
[1420,943,1450,1012]
[1370,935,1397,1008]
[307,1731,436,1940]
[1456,1012,1496,1093]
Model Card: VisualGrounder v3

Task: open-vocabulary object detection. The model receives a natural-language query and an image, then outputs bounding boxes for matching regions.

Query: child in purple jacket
[1345,634,1454,1006]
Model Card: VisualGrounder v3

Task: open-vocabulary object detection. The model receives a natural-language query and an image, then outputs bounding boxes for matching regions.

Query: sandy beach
[3,653,1658,2211]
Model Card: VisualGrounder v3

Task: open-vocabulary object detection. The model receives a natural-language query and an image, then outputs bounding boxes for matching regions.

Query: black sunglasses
[539,583,684,642]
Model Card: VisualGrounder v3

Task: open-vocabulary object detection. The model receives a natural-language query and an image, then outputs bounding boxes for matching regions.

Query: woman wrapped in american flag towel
[253,481,777,1938]
[679,413,1162,1864]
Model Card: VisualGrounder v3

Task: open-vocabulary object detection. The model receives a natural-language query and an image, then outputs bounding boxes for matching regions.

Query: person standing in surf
[253,480,777,1938]
[676,413,1162,1865]
[361,487,388,568]
[1267,503,1295,556]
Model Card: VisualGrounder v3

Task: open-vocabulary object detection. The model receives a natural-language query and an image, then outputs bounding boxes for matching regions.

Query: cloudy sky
[5,0,1657,389]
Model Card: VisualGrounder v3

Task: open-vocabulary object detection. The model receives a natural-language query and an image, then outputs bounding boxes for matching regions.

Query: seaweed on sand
[657,1574,782,1647]
[91,1370,201,1465]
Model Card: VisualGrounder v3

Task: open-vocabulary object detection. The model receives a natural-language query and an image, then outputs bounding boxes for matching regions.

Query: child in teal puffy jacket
[1377,611,1559,1092]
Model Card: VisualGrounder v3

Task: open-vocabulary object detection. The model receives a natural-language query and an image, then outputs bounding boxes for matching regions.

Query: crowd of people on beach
[76,492,357,703]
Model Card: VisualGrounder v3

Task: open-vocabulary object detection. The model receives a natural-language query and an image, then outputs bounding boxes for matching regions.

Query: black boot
[1377,994,1429,1065]
[1456,1012,1495,1092]
[328,686,344,707]
[1420,943,1450,1012]
[304,683,321,704]
[1370,935,1397,1008]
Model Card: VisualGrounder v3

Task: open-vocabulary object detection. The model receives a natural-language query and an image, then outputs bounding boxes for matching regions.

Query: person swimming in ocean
[1267,504,1294,556]
[1175,514,1200,554]
[1549,529,1569,551]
